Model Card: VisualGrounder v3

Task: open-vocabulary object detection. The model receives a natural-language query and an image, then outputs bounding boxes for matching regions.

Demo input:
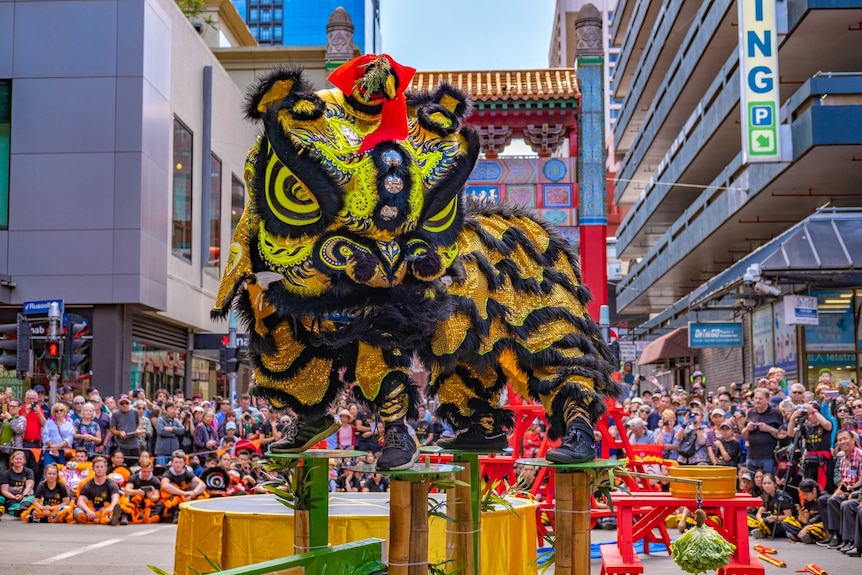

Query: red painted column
[581,225,607,319]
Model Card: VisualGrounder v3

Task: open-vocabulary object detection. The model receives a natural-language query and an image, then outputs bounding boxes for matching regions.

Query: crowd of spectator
[613,366,862,558]
[2,365,861,558]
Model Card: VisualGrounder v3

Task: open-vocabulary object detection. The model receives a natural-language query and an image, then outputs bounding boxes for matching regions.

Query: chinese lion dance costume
[213,55,618,470]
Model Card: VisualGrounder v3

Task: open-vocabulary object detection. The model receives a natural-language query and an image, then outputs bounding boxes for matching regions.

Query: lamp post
[228,310,237,409]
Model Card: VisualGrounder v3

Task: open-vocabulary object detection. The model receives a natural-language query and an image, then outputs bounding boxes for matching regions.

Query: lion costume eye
[264,145,322,228]
[422,195,459,234]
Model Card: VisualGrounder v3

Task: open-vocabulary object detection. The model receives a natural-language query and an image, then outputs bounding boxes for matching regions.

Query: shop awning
[689,209,862,308]
[638,326,697,365]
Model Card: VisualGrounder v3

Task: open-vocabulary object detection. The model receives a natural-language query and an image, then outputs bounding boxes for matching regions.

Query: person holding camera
[816,429,862,550]
[742,388,783,474]
[788,401,834,491]
[20,389,46,479]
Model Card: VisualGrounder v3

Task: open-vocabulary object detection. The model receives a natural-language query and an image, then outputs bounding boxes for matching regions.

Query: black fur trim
[545,383,610,441]
[244,66,313,120]
[249,362,345,419]
[415,128,480,248]
[406,83,473,121]
[351,370,421,422]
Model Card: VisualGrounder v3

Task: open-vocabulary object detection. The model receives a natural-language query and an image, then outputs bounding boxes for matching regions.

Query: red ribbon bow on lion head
[328,54,416,154]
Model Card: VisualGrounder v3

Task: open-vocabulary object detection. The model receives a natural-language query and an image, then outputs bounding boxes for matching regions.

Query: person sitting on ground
[160,450,206,523]
[73,456,123,525]
[784,478,829,544]
[750,472,795,539]
[22,463,71,523]
[0,450,35,518]
[335,466,361,492]
[121,458,164,524]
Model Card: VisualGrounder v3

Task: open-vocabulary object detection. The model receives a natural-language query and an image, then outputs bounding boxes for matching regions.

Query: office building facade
[611,0,862,386]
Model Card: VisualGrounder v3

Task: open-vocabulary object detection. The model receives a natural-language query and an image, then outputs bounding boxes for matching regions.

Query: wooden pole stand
[447,454,479,575]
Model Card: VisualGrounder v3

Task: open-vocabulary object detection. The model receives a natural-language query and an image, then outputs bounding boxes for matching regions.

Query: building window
[172,117,193,262]
[249,8,259,22]
[260,27,272,41]
[274,26,283,41]
[206,153,222,276]
[0,81,10,228]
[231,174,245,234]
[274,8,282,21]
[261,9,271,22]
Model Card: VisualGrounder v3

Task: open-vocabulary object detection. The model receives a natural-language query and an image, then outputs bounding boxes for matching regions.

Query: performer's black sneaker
[376,423,419,471]
[816,534,838,547]
[269,413,340,453]
[436,427,509,451]
[546,400,596,464]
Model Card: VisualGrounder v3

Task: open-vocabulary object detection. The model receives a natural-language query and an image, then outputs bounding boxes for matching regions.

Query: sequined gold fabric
[354,342,390,401]
[258,356,333,406]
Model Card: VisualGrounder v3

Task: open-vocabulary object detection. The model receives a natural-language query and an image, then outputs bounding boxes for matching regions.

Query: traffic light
[64,313,89,378]
[0,314,31,378]
[44,338,62,375]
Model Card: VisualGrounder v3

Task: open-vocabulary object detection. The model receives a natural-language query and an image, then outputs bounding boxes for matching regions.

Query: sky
[378,0,557,71]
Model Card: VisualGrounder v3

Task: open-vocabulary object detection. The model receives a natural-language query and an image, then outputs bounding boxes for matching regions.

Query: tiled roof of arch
[408,69,580,102]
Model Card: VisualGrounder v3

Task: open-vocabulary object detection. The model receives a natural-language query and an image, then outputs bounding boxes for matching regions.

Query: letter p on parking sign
[739,0,781,163]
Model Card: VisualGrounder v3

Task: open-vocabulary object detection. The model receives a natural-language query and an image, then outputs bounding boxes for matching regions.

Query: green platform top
[419,446,513,456]
[267,449,366,461]
[516,458,624,472]
[345,462,464,482]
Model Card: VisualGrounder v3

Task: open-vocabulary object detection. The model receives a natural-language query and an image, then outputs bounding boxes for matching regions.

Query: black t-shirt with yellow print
[80,478,119,509]
[35,481,69,507]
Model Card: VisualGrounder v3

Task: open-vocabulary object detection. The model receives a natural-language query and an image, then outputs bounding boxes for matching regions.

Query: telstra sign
[738,0,781,163]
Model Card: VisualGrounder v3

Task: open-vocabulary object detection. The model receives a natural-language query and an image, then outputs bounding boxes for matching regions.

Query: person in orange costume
[159,450,207,523]
[72,456,122,525]
[120,459,164,524]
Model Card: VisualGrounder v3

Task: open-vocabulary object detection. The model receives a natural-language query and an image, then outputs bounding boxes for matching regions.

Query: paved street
[2,515,861,574]
[0,521,177,575]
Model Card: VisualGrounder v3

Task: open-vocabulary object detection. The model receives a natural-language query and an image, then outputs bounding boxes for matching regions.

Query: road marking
[34,526,167,565]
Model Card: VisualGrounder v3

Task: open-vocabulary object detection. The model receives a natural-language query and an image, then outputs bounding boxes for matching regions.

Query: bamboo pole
[293,509,310,555]
[409,481,429,575]
[389,480,412,575]
[572,472,591,575]
[447,460,475,575]
[554,471,574,575]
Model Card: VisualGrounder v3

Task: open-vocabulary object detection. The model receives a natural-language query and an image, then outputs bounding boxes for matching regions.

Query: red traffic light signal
[44,339,62,374]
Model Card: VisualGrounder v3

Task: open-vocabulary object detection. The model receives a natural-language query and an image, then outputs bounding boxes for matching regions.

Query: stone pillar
[325,7,355,79]
[575,4,608,318]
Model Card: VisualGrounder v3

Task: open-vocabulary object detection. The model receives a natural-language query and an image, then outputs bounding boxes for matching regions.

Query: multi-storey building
[611,0,862,387]
[232,0,380,52]
[0,0,350,401]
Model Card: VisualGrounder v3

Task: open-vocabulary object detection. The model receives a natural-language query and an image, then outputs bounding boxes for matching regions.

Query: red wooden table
[610,492,764,575]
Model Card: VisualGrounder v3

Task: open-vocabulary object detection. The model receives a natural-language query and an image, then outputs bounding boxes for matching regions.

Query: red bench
[600,544,644,575]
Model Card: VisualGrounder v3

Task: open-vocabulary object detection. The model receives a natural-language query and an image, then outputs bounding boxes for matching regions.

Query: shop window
[231,174,244,234]
[172,117,193,262]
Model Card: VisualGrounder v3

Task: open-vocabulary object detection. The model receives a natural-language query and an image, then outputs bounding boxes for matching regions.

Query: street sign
[783,295,818,325]
[738,0,781,163]
[688,322,744,348]
[22,299,64,316]
[619,342,637,362]
[194,332,250,350]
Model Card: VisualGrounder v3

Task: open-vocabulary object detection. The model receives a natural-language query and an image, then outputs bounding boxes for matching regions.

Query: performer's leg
[356,370,420,471]
[433,365,513,451]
